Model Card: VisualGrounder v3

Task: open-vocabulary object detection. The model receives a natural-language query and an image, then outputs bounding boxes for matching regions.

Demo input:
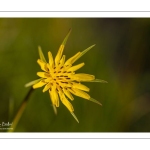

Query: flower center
[48,65,74,89]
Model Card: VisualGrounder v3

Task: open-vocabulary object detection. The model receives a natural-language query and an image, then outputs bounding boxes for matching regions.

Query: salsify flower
[25,29,107,123]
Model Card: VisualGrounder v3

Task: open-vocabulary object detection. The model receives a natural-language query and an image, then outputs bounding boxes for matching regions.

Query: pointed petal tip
[62,28,72,46]
[38,45,41,49]
[100,80,108,83]
[38,46,47,63]
[24,84,28,88]
[90,44,96,48]
[89,97,102,106]
[68,28,72,32]
[38,46,42,52]
[99,103,102,106]
[71,112,79,123]
[96,101,102,106]
[25,83,32,88]
[24,79,42,88]
[88,79,108,83]
[52,105,57,115]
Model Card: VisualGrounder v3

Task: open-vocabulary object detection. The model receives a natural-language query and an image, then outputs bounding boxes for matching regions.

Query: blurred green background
[0,18,150,132]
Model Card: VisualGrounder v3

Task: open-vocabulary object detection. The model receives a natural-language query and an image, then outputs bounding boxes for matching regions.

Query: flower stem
[8,87,34,132]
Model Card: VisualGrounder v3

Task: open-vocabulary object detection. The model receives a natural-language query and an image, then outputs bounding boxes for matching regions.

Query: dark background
[0,18,150,132]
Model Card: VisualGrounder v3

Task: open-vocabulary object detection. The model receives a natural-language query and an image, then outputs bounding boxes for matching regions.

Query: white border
[0,0,150,11]
[0,11,150,17]
[1,138,149,150]
[0,133,150,138]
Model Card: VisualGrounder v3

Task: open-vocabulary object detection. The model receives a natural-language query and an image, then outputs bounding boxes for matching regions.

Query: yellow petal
[63,88,74,101]
[49,87,59,107]
[67,62,84,72]
[73,45,95,63]
[55,91,59,107]
[59,92,74,112]
[54,55,66,72]
[37,59,48,72]
[33,80,46,89]
[49,90,54,105]
[25,78,41,87]
[38,46,47,63]
[59,55,66,66]
[55,29,72,66]
[43,83,51,92]
[47,63,54,72]
[72,82,89,92]
[37,72,50,78]
[69,88,90,100]
[58,81,72,88]
[65,44,95,66]
[64,52,81,66]
[55,45,64,66]
[48,51,54,68]
[44,77,52,82]
[71,73,95,81]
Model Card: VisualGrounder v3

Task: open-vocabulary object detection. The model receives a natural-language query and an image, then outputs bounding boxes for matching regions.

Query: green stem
[8,87,34,132]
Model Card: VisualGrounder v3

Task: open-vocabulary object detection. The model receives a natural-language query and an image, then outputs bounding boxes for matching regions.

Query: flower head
[25,29,107,123]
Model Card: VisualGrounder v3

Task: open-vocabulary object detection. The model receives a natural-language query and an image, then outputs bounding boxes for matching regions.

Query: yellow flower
[25,29,107,123]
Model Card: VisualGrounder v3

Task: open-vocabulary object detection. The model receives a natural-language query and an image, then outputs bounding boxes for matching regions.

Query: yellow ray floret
[25,29,107,123]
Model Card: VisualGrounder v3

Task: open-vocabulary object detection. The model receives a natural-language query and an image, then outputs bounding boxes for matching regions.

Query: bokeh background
[0,18,150,132]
